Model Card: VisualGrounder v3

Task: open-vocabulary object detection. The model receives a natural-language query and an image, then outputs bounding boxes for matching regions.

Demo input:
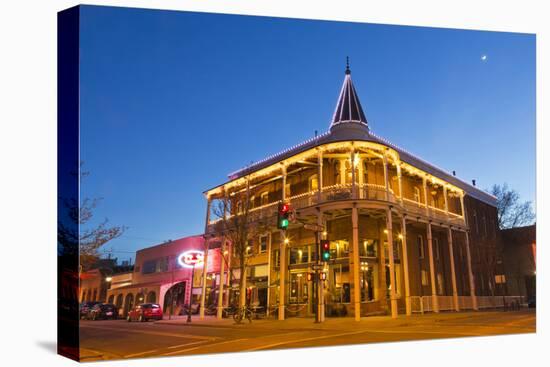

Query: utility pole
[187,263,196,323]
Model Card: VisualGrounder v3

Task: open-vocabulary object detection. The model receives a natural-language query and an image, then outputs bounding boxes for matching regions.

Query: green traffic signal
[280,218,289,228]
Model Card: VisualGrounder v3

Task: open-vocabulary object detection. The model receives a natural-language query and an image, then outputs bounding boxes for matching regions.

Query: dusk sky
[79,5,536,262]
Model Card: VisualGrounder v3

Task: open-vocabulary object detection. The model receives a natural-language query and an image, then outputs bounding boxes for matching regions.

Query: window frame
[417,235,425,259]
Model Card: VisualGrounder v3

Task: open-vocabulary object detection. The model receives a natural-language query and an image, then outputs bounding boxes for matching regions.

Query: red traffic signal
[320,240,330,261]
[277,202,291,229]
[319,272,327,281]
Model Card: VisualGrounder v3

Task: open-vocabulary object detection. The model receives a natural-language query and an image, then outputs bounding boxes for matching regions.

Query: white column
[279,164,287,320]
[358,153,364,199]
[199,239,210,319]
[423,176,429,216]
[217,241,226,319]
[443,186,449,216]
[447,227,459,311]
[318,211,325,322]
[464,231,478,310]
[340,158,346,185]
[386,209,398,318]
[266,232,271,317]
[459,192,465,218]
[352,206,361,320]
[317,150,323,202]
[397,162,403,205]
[383,154,389,201]
[401,215,411,316]
[351,148,357,199]
[426,222,439,312]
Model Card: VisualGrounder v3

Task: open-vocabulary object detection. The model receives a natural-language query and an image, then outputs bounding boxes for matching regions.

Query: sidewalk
[154,309,530,331]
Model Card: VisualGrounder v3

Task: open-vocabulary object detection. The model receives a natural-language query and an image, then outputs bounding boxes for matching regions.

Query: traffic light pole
[315,230,321,323]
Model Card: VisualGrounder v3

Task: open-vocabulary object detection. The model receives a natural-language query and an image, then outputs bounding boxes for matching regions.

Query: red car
[127,303,163,322]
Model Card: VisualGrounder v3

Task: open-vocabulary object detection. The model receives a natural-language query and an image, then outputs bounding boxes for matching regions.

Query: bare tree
[490,183,535,229]
[210,178,268,308]
[58,162,127,272]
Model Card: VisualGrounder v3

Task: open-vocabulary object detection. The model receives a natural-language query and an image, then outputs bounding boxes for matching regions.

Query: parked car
[88,303,118,320]
[80,301,101,319]
[127,303,163,322]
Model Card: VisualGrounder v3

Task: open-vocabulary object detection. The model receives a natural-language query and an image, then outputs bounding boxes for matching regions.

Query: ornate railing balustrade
[207,184,465,228]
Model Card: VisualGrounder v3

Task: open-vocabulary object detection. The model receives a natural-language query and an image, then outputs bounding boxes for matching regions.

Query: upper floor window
[434,238,440,261]
[289,246,309,264]
[260,192,269,206]
[142,257,169,274]
[334,161,340,184]
[246,240,253,256]
[236,200,242,214]
[414,186,421,203]
[383,240,400,260]
[360,239,378,257]
[421,270,429,286]
[249,195,255,210]
[309,174,319,192]
[259,234,268,253]
[284,182,291,199]
[330,240,350,258]
[273,249,280,268]
[417,235,425,259]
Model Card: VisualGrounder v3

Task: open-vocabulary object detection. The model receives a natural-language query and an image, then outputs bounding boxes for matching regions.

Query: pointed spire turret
[330,58,368,130]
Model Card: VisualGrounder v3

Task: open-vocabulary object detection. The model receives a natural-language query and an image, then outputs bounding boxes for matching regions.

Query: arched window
[115,294,123,308]
[136,292,145,305]
[123,293,134,316]
[309,174,318,192]
[107,294,114,304]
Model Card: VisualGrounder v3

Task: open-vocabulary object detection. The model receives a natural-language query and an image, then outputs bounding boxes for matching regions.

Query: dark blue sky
[79,5,536,262]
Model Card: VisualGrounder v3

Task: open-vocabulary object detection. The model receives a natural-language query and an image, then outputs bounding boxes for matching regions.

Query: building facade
[104,235,224,317]
[203,65,509,320]
[501,224,536,300]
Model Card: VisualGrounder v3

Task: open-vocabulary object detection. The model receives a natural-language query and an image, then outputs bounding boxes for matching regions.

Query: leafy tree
[490,183,535,229]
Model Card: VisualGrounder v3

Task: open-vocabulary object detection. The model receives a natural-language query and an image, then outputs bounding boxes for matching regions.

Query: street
[79,310,536,361]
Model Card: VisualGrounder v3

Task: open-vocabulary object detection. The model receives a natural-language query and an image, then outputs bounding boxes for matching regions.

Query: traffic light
[320,239,330,262]
[277,202,290,229]
[319,272,327,281]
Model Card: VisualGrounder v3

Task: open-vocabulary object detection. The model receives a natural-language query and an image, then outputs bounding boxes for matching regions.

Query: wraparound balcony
[207,182,466,229]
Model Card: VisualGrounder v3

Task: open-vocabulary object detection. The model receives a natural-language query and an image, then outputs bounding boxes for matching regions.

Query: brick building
[202,64,516,321]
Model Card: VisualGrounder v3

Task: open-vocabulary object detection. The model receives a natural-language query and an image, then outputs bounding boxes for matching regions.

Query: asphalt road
[79,309,536,361]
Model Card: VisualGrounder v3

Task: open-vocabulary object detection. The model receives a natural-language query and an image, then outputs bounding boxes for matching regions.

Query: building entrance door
[163,282,187,316]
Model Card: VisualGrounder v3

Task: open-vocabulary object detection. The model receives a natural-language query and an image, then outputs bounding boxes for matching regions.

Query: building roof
[330,61,368,128]
[214,65,497,207]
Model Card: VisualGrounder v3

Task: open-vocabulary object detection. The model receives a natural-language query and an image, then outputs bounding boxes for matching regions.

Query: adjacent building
[203,65,512,320]
[104,235,223,317]
[500,224,536,300]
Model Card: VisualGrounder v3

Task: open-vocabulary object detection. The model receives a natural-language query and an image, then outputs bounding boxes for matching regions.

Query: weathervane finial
[345,56,350,74]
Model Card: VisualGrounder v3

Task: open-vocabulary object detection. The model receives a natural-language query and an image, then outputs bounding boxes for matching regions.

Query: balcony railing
[208,184,465,226]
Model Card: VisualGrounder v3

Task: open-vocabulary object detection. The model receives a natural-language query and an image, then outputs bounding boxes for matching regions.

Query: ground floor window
[328,264,350,303]
[289,271,308,304]
[359,264,375,302]
[360,239,378,257]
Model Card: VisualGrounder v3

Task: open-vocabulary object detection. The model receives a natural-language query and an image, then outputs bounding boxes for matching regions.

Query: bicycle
[233,306,253,324]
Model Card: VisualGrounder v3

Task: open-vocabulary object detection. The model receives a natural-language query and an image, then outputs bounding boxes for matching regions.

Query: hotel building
[203,65,505,320]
